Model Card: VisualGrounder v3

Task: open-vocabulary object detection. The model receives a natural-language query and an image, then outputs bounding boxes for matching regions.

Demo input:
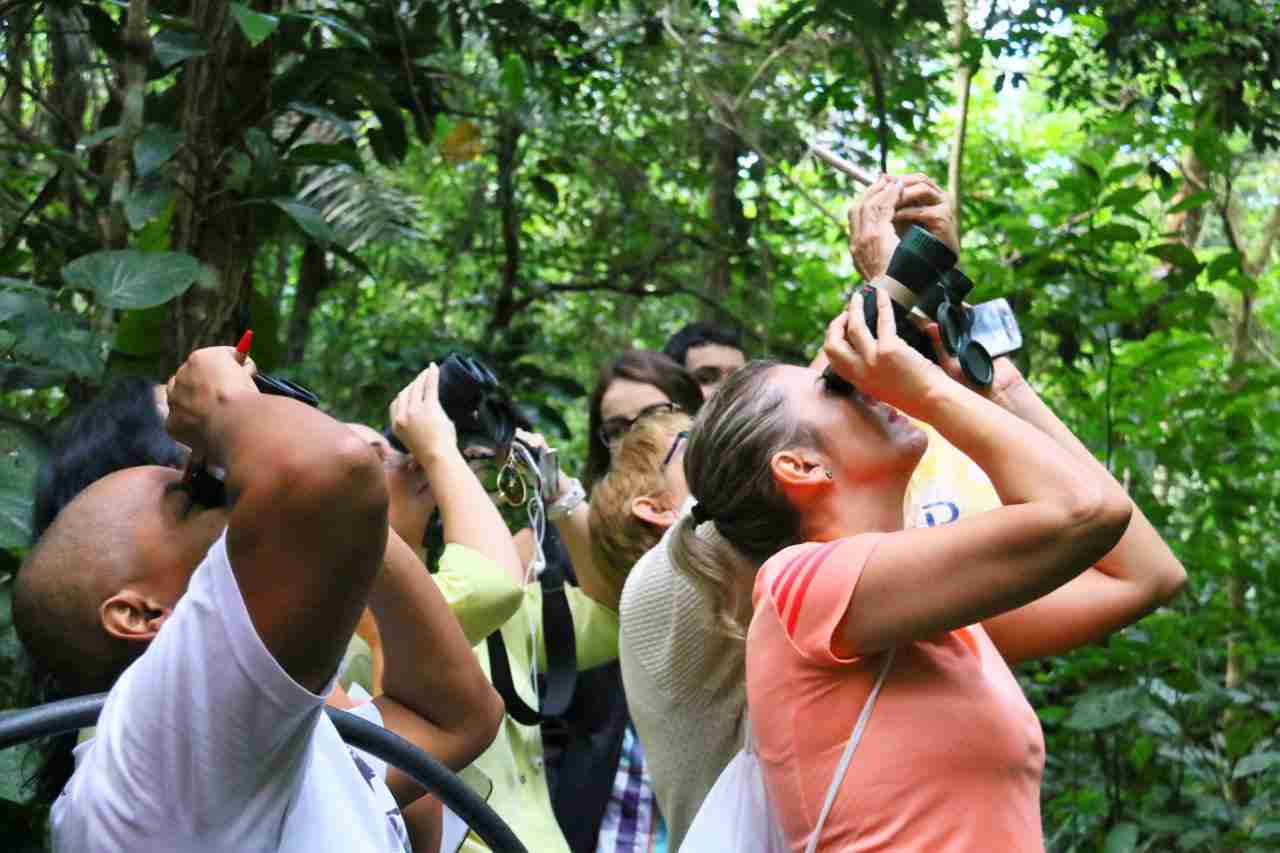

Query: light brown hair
[588,410,692,608]
[668,361,822,637]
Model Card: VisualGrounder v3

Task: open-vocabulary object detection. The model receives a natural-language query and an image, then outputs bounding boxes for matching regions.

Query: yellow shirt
[433,544,621,853]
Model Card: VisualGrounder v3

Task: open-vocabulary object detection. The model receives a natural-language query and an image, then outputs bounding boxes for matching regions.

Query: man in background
[662,322,746,398]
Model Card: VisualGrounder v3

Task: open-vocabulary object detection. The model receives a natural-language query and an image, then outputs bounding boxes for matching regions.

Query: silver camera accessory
[967,298,1023,359]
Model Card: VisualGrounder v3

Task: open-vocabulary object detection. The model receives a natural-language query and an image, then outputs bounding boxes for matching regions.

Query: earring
[824,469,834,480]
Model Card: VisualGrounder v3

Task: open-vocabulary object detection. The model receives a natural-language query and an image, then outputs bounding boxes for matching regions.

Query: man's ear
[770,448,830,506]
[100,589,172,644]
[632,494,680,530]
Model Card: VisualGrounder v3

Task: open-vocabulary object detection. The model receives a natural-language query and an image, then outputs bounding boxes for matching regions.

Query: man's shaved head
[14,466,225,695]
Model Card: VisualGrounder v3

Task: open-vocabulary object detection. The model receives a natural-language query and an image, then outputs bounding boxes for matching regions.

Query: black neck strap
[485,559,578,726]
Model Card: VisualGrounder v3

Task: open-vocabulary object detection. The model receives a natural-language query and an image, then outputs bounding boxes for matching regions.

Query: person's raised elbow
[457,683,505,767]
[289,431,386,516]
[1061,481,1133,562]
[258,429,389,556]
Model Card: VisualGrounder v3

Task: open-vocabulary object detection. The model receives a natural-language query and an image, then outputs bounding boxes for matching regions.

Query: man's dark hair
[21,377,185,804]
[32,377,186,541]
[584,350,703,492]
[661,322,745,368]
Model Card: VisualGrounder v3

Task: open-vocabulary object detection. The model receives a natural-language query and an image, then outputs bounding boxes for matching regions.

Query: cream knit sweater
[619,522,746,851]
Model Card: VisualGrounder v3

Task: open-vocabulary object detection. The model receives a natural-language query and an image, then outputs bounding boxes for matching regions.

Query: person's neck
[802,479,907,542]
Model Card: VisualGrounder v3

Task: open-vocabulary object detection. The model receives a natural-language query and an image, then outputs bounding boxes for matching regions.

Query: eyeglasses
[662,431,689,469]
[599,402,683,448]
[690,365,737,387]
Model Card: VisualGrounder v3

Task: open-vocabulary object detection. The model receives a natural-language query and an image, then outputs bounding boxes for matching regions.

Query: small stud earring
[824,469,834,480]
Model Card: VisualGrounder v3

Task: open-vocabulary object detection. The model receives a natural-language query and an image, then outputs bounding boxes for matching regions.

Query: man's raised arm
[166,346,389,694]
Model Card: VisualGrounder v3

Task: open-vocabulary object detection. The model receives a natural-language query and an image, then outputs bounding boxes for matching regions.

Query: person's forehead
[685,343,745,370]
[601,379,671,420]
[771,363,820,402]
[346,423,388,447]
[89,464,181,499]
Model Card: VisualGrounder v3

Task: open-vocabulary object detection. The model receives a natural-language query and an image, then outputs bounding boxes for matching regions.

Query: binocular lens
[959,341,994,388]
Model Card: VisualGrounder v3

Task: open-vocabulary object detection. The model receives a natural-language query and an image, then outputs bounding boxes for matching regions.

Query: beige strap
[804,648,896,853]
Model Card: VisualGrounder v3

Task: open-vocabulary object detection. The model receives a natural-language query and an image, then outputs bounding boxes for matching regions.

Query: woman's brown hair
[584,350,703,492]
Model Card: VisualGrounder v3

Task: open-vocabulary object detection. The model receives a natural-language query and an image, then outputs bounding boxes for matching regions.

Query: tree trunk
[163,0,278,370]
[487,117,523,335]
[2,7,33,137]
[946,0,973,236]
[704,120,747,318]
[285,241,331,366]
[102,0,149,250]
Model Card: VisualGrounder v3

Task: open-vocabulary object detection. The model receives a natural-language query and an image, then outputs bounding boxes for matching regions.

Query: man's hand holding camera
[165,346,259,461]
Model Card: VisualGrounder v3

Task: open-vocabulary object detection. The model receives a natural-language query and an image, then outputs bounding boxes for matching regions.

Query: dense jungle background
[0,0,1278,849]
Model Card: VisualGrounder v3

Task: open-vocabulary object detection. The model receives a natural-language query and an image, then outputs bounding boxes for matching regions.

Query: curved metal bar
[0,694,527,853]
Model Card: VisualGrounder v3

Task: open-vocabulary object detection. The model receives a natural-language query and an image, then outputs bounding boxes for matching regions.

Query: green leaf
[1064,687,1142,731]
[243,127,276,179]
[124,175,174,231]
[1102,186,1149,211]
[1103,823,1139,853]
[14,315,102,380]
[112,305,170,357]
[283,12,371,49]
[531,175,559,206]
[133,126,183,178]
[288,102,358,142]
[0,420,45,549]
[1146,243,1202,272]
[230,3,280,47]
[152,30,208,69]
[272,198,337,243]
[501,54,528,106]
[76,125,121,151]
[0,292,45,324]
[1105,163,1145,183]
[1233,751,1280,779]
[1168,190,1214,214]
[1093,223,1142,244]
[62,250,204,309]
[283,142,364,173]
[1206,251,1242,280]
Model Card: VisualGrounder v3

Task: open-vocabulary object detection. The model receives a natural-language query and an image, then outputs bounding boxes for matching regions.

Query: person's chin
[892,419,929,464]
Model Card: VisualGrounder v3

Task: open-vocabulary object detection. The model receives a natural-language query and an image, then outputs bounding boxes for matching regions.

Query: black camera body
[385,354,518,457]
[863,226,994,388]
[386,354,559,505]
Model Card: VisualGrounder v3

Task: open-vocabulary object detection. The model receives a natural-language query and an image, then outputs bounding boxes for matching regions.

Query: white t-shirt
[52,532,411,853]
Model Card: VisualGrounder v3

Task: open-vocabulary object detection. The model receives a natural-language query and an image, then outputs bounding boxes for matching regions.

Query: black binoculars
[863,225,994,388]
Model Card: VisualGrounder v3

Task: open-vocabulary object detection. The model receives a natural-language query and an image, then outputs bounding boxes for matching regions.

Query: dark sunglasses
[599,401,683,448]
[690,365,737,387]
[662,430,689,469]
[820,366,856,397]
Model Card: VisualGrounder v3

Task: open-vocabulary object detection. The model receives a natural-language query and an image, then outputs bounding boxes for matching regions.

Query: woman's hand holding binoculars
[390,364,459,466]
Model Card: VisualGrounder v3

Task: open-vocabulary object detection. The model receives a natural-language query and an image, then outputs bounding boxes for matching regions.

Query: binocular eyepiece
[864,226,994,388]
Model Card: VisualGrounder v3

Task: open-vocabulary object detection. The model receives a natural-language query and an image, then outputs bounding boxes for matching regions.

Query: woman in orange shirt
[667,180,1187,852]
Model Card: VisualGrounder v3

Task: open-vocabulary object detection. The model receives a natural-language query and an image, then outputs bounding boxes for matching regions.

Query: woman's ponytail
[668,361,823,636]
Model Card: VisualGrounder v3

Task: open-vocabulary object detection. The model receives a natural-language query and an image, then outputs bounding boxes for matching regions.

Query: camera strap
[868,274,920,311]
[485,556,579,726]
